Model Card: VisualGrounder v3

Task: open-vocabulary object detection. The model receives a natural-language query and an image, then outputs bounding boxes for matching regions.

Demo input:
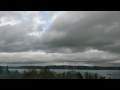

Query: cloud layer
[0,11,120,66]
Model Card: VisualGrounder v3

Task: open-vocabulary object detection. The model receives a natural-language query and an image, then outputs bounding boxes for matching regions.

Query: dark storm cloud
[39,11,120,53]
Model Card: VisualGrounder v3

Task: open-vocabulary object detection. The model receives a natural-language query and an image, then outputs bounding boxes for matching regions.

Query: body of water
[9,69,120,79]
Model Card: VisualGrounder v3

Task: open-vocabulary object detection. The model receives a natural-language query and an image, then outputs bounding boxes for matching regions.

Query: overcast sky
[0,11,120,66]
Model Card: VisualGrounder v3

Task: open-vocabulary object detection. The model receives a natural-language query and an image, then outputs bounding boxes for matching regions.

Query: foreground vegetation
[0,66,106,79]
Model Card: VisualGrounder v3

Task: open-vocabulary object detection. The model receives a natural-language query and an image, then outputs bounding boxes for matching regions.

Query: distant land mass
[1,66,120,70]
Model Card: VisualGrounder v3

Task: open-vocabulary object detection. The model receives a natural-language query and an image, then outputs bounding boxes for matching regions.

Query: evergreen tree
[6,65,10,73]
[0,66,3,74]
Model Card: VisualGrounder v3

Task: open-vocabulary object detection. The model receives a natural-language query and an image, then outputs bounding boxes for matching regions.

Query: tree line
[0,66,106,79]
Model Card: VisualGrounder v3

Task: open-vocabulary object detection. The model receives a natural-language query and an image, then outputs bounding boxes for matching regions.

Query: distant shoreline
[1,66,120,70]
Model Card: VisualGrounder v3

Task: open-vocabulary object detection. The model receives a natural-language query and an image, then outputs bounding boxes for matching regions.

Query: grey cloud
[0,11,22,19]
[0,50,119,66]
[0,11,61,52]
[38,11,120,53]
[0,11,120,66]
[0,11,120,54]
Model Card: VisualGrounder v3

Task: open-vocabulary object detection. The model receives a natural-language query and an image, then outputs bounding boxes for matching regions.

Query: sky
[0,11,120,66]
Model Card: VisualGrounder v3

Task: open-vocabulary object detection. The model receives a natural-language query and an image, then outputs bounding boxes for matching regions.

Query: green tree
[0,66,3,74]
[6,65,10,73]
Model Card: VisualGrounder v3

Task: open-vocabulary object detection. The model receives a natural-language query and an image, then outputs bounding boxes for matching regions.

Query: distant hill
[1,66,120,70]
